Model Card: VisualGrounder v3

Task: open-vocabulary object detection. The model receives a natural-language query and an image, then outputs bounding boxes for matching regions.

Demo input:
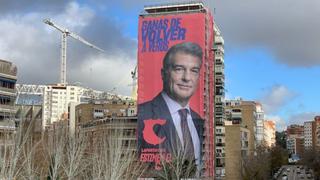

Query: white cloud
[0,1,136,96]
[54,2,94,30]
[260,85,297,114]
[212,0,320,67]
[69,53,136,95]
[287,112,319,126]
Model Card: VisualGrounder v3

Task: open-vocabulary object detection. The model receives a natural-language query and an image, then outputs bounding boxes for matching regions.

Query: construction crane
[130,64,137,100]
[43,18,104,85]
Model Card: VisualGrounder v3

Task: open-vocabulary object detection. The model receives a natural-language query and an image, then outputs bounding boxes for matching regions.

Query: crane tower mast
[43,18,104,85]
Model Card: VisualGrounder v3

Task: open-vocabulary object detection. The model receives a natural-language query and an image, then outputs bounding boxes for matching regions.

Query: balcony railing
[215,121,224,126]
[216,142,225,146]
[0,61,17,77]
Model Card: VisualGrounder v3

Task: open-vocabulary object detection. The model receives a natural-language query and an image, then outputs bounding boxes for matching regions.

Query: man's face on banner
[163,52,201,106]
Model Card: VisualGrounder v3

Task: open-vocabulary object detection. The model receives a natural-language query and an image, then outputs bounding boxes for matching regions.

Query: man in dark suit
[138,42,204,172]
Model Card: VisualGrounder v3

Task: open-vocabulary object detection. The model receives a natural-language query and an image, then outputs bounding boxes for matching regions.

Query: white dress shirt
[161,92,200,166]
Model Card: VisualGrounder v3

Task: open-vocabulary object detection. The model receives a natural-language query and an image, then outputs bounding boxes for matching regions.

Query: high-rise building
[240,101,257,153]
[304,121,316,150]
[286,124,304,156]
[224,121,250,180]
[315,116,320,149]
[0,59,17,145]
[225,98,258,179]
[263,120,276,147]
[287,124,304,136]
[137,2,215,177]
[255,103,265,146]
[213,24,226,179]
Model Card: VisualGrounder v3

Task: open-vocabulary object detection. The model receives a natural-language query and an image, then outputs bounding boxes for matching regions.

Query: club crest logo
[143,119,166,145]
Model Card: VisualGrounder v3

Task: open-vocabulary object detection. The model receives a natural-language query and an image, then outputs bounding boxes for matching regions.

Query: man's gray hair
[163,42,203,69]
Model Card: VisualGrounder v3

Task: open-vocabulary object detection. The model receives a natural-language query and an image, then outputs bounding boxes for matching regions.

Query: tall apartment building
[286,124,304,156]
[0,59,17,145]
[213,24,226,179]
[255,103,265,146]
[224,121,250,180]
[43,84,88,124]
[225,98,258,179]
[315,116,320,149]
[138,2,215,177]
[240,101,257,153]
[287,124,304,136]
[304,121,315,150]
[263,120,276,147]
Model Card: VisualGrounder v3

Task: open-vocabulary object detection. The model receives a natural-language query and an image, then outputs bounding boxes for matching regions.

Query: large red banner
[137,13,207,172]
[138,13,205,116]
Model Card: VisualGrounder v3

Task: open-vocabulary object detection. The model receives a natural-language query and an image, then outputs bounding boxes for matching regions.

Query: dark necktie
[178,109,195,159]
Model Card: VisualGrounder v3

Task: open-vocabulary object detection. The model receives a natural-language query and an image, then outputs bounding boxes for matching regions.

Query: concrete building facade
[225,98,258,179]
[239,101,257,154]
[286,124,304,156]
[304,121,315,150]
[263,120,276,147]
[214,24,226,179]
[0,59,17,145]
[315,116,320,149]
[16,84,132,129]
[75,99,136,128]
[255,103,265,146]
[225,121,250,180]
[75,99,138,154]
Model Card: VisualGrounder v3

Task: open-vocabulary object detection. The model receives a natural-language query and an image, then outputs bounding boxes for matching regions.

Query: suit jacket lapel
[151,93,182,153]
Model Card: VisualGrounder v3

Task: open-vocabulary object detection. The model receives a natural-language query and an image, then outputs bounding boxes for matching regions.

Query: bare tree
[87,127,146,180]
[301,149,320,179]
[62,133,88,179]
[45,125,67,180]
[241,145,271,180]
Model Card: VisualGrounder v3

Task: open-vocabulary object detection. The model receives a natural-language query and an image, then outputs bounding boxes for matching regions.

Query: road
[276,165,314,180]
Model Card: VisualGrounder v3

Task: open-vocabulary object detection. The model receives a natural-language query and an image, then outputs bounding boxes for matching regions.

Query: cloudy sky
[0,0,319,130]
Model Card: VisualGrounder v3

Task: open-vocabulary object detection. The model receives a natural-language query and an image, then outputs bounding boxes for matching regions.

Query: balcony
[216,153,225,158]
[231,111,242,118]
[215,81,224,86]
[0,105,15,113]
[216,142,225,146]
[215,72,224,76]
[215,120,224,126]
[0,87,15,95]
[232,119,241,124]
[216,163,225,167]
[0,62,17,77]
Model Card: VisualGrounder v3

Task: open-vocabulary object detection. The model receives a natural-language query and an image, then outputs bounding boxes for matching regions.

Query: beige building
[225,99,257,154]
[225,99,258,179]
[225,121,250,180]
[304,121,316,150]
[74,99,137,153]
[263,120,276,147]
[75,99,136,127]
